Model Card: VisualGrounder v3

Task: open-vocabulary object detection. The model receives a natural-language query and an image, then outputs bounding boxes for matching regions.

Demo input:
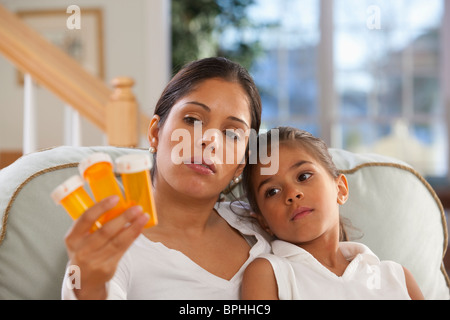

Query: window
[248,0,321,136]
[333,0,446,177]
[172,0,449,179]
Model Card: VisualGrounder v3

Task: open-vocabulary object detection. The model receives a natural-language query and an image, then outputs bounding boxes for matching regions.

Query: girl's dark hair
[242,126,349,241]
[151,57,262,178]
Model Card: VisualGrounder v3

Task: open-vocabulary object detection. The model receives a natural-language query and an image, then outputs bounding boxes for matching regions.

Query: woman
[62,57,270,299]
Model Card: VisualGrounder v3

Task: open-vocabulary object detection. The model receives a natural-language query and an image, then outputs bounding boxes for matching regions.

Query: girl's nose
[286,190,303,204]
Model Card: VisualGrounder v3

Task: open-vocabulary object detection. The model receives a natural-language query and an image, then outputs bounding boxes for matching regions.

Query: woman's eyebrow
[184,101,211,112]
[184,101,250,128]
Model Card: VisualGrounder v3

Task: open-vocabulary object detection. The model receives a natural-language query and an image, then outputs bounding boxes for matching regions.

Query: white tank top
[62,202,271,299]
[260,240,411,300]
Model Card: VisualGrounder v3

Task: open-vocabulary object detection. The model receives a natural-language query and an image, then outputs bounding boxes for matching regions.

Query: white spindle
[64,105,81,146]
[23,73,37,154]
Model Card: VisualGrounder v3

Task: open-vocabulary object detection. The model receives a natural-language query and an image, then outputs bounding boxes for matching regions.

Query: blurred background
[0,0,449,185]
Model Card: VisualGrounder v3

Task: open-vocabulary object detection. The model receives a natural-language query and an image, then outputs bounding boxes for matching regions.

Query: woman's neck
[150,175,220,235]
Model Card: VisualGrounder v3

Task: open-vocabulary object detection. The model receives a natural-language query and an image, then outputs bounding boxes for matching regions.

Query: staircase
[0,4,150,165]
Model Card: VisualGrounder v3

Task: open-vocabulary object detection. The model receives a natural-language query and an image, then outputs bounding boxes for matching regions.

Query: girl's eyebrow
[257,176,273,193]
[183,101,250,128]
[256,160,312,193]
[290,160,313,171]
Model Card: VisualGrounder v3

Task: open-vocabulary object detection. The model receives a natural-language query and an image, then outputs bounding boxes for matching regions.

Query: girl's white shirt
[61,202,271,300]
[259,240,411,300]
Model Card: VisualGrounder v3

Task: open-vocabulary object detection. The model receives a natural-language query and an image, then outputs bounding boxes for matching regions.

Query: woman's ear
[255,213,274,236]
[148,115,160,148]
[234,163,246,180]
[336,174,349,205]
[233,149,250,179]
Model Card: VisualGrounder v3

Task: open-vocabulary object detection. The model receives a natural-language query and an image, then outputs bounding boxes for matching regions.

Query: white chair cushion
[0,146,448,299]
[329,148,449,300]
[0,146,146,299]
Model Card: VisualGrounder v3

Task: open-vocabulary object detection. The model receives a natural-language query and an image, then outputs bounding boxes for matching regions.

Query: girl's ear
[148,115,160,148]
[336,174,349,205]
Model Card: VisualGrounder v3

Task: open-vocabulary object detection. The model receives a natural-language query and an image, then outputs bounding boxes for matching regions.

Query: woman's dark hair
[151,57,262,177]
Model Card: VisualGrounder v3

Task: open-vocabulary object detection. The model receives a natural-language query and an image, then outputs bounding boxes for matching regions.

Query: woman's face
[149,78,252,200]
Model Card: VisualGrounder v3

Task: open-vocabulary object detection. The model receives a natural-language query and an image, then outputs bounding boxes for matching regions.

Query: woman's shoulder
[215,201,260,233]
[215,201,273,248]
[215,200,251,221]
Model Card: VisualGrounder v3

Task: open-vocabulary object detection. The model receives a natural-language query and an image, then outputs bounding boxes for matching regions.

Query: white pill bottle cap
[115,154,152,174]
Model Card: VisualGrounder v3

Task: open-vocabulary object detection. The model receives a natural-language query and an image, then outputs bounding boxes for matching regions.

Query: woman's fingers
[65,196,119,252]
[65,203,149,286]
[70,207,149,286]
[86,205,148,253]
[65,196,148,255]
[71,196,119,234]
[94,209,149,264]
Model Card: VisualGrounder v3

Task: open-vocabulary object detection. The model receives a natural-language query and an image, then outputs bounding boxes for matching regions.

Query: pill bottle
[115,154,158,228]
[78,152,128,224]
[51,175,101,231]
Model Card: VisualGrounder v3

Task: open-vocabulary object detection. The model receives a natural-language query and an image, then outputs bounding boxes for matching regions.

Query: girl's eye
[298,173,312,182]
[265,188,280,198]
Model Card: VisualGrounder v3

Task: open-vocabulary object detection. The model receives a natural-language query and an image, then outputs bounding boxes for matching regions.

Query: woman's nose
[195,130,220,152]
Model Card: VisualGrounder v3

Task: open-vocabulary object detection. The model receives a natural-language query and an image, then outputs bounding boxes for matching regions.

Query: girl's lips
[290,207,313,221]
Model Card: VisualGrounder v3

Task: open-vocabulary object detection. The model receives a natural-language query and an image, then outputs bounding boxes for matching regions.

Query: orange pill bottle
[78,152,128,224]
[115,154,158,228]
[51,175,101,231]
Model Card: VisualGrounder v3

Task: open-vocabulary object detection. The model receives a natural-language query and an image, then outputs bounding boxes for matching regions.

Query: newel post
[106,77,138,147]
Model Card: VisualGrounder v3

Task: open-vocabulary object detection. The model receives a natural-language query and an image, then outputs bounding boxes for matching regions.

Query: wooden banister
[0,4,108,130]
[107,77,138,146]
[0,4,151,147]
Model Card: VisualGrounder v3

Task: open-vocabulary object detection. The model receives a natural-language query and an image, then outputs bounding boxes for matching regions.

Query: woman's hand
[64,195,149,299]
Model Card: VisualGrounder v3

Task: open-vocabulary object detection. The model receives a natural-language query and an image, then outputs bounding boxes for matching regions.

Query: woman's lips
[290,207,313,221]
[184,157,216,175]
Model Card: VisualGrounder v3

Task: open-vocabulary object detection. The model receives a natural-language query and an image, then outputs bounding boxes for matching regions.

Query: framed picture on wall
[16,8,104,84]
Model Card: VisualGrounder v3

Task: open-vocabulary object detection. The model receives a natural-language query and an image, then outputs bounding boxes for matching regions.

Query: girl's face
[251,142,348,244]
[149,78,251,200]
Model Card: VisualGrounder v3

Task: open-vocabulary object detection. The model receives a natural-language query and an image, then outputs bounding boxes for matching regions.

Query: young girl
[241,126,424,300]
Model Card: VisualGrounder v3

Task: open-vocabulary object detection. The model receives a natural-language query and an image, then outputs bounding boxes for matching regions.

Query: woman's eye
[298,173,312,182]
[265,188,280,198]
[184,116,202,125]
[225,130,241,141]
